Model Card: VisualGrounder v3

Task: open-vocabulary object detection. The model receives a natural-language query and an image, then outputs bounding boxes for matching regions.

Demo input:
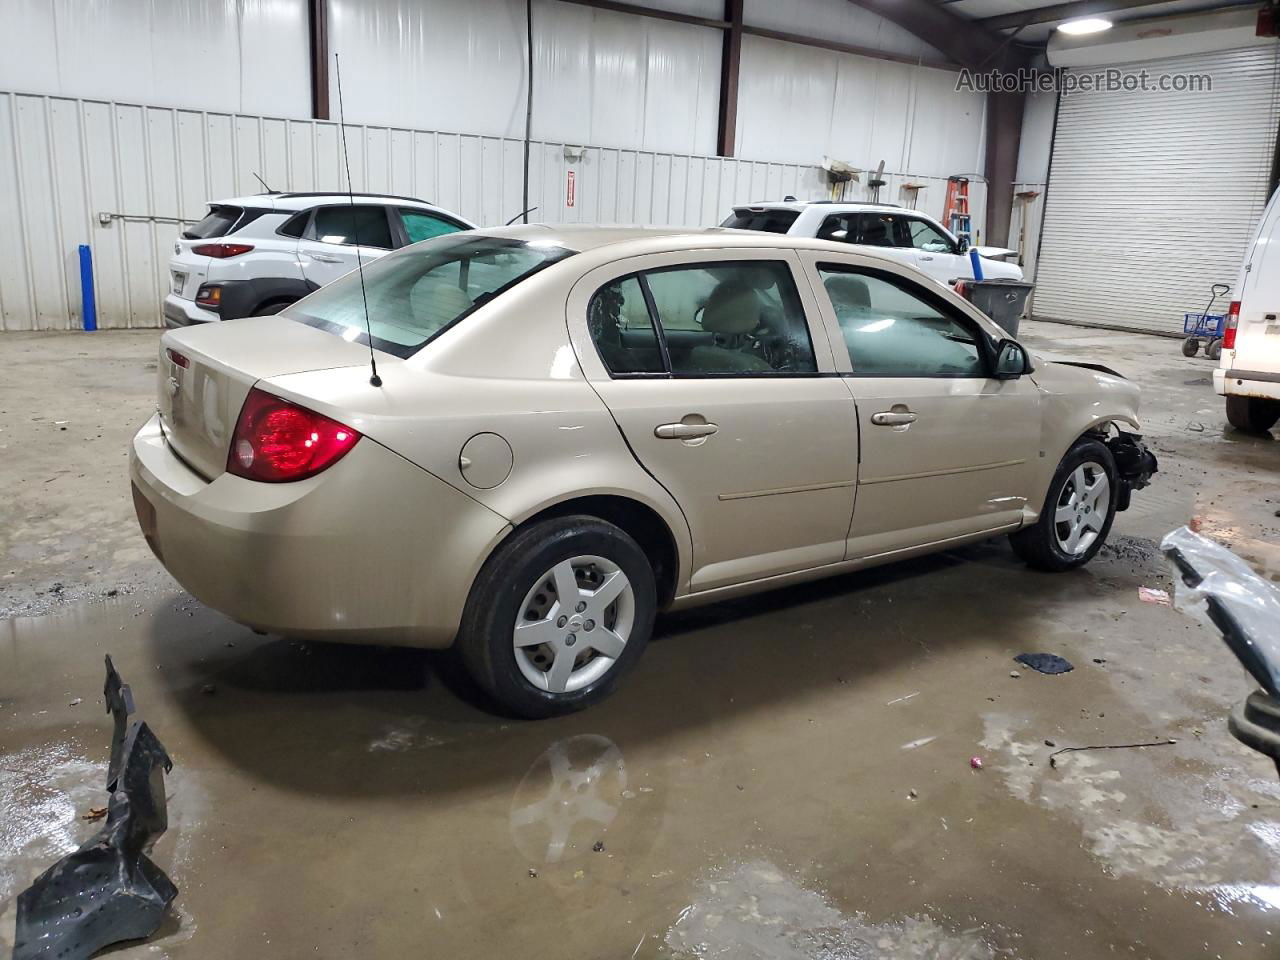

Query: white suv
[163,193,475,326]
[1216,186,1280,434]
[721,200,1023,287]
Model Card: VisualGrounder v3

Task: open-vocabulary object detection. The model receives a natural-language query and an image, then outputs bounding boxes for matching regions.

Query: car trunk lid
[158,316,380,479]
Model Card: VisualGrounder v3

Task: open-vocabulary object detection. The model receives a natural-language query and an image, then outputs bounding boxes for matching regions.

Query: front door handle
[871,411,918,426]
[919,255,934,262]
[308,253,344,263]
[655,421,719,440]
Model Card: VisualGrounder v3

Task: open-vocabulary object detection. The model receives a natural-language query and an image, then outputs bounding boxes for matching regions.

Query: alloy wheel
[513,555,635,693]
[1053,461,1110,556]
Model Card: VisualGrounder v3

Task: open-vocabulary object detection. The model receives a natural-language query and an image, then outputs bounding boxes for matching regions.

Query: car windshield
[288,234,575,358]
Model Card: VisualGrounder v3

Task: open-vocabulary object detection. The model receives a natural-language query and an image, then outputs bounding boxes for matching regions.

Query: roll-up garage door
[1033,46,1280,334]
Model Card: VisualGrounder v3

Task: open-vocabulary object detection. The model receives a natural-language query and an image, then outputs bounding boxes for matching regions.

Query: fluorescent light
[1057,17,1113,34]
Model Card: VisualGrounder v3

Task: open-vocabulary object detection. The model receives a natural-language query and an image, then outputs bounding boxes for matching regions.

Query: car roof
[730,199,912,215]
[466,223,919,263]
[209,193,445,212]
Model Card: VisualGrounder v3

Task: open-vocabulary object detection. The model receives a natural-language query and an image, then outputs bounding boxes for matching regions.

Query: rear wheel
[1206,338,1223,360]
[458,515,656,718]
[1226,396,1280,434]
[1010,439,1118,572]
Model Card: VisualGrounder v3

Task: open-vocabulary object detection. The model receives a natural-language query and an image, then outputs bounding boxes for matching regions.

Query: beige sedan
[130,226,1157,717]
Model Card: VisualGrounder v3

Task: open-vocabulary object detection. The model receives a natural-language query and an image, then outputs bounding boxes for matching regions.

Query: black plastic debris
[13,655,177,960]
[1013,653,1074,675]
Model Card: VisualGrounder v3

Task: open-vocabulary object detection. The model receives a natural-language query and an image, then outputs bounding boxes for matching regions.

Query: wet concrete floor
[3,321,1280,958]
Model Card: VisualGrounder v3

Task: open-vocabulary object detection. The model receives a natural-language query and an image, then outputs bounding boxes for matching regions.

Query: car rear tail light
[195,284,222,308]
[165,348,189,368]
[1223,300,1241,350]
[192,242,254,258]
[227,388,361,483]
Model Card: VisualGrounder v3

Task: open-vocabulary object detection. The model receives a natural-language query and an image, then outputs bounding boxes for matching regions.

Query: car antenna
[334,53,381,388]
[252,172,275,194]
[505,206,538,226]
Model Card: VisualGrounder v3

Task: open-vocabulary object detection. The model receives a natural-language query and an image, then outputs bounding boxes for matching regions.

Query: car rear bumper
[129,413,511,647]
[163,294,219,328]
[1215,367,1280,401]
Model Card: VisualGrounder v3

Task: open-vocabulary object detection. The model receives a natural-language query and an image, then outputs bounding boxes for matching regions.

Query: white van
[1216,188,1280,434]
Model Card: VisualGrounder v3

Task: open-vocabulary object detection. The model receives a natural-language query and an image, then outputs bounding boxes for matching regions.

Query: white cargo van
[1216,188,1280,434]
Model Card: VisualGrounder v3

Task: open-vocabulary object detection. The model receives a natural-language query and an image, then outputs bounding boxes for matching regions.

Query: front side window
[399,208,465,245]
[903,218,954,254]
[853,213,900,247]
[819,266,986,378]
[310,204,394,249]
[288,235,574,358]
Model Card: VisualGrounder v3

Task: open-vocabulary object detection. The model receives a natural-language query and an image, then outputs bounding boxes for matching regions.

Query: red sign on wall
[566,170,576,208]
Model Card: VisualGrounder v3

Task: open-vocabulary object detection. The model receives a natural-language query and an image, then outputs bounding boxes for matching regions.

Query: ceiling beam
[742,25,959,70]
[553,0,729,29]
[978,0,1180,31]
[844,0,1032,69]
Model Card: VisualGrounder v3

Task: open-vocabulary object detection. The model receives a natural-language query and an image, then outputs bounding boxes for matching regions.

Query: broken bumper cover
[128,412,511,647]
[1107,431,1158,512]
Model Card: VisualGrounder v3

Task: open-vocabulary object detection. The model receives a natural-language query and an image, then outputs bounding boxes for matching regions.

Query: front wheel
[1181,338,1200,357]
[458,515,656,718]
[1010,439,1118,571]
[1226,396,1280,435]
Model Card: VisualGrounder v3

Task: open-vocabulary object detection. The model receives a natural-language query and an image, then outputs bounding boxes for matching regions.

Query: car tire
[1010,438,1119,572]
[457,515,656,719]
[1226,396,1280,434]
[1206,338,1223,360]
[1181,338,1200,357]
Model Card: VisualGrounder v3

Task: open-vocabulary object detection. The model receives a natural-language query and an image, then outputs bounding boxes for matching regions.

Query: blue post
[968,246,985,283]
[78,244,97,331]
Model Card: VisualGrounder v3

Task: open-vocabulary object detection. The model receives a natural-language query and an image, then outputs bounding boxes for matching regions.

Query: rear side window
[588,276,665,374]
[399,208,465,245]
[311,205,394,249]
[588,261,817,377]
[719,209,800,234]
[277,210,310,238]
[819,265,985,378]
[183,205,241,240]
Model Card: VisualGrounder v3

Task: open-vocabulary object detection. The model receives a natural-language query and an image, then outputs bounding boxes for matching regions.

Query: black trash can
[956,278,1034,337]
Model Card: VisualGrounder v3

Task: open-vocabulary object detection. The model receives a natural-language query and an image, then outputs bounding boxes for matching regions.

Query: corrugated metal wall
[1033,47,1280,333]
[0,89,987,332]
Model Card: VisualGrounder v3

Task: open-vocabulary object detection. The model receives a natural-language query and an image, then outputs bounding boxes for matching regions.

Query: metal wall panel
[0,0,310,117]
[1033,47,1280,333]
[735,36,986,181]
[0,80,992,331]
[328,0,721,155]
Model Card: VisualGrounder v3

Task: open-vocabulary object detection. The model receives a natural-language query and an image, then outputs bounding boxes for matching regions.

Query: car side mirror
[994,339,1030,379]
[956,236,969,255]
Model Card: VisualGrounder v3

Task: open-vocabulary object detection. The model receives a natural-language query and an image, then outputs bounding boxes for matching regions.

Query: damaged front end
[1107,430,1158,512]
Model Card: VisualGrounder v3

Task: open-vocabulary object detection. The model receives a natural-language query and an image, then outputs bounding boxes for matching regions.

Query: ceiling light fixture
[1057,17,1113,34]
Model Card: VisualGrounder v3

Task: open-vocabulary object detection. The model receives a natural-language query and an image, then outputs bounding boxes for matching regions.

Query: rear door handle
[655,422,719,439]
[871,411,918,426]
[308,253,343,263]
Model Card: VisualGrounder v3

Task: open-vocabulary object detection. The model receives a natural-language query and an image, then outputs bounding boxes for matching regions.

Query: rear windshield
[183,205,242,239]
[288,234,574,359]
[720,209,800,234]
